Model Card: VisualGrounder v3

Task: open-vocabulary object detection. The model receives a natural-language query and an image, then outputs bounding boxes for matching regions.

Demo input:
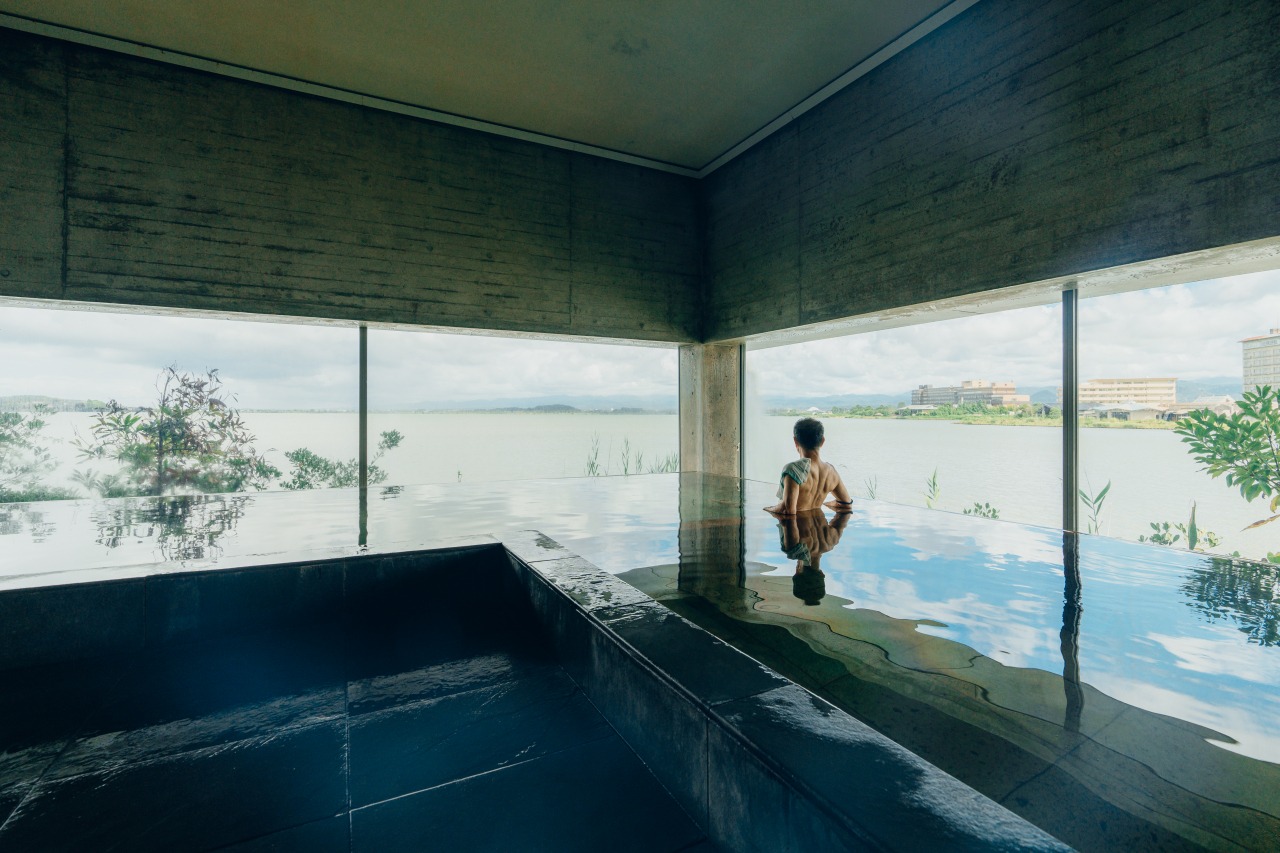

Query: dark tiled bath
[0,546,705,852]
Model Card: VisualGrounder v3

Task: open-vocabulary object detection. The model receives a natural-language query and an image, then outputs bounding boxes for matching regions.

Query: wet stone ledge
[508,530,1072,853]
[0,540,508,671]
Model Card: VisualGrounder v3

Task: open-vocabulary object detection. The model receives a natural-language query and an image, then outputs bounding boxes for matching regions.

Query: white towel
[776,458,811,498]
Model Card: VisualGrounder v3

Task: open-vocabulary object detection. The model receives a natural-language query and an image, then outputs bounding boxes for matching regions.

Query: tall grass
[584,432,678,476]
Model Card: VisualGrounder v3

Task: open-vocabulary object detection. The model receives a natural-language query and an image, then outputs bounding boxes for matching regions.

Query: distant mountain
[1177,377,1240,402]
[375,393,677,413]
[1010,386,1061,405]
[759,392,912,410]
[482,404,580,413]
[760,377,1245,412]
[763,387,1065,410]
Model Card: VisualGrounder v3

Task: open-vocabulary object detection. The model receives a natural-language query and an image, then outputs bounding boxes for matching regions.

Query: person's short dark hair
[793,417,824,451]
[793,569,826,606]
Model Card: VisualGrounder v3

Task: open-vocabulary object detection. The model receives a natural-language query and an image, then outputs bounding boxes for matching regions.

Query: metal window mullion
[359,325,368,546]
[1062,288,1078,533]
[738,343,746,480]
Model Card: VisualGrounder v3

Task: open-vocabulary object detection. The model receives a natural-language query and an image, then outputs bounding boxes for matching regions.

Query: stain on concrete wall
[0,29,700,342]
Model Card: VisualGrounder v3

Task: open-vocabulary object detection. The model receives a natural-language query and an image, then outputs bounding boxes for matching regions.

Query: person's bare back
[763,418,852,516]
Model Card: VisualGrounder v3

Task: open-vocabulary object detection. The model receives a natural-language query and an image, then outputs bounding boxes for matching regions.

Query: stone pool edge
[504,529,1071,853]
[0,536,506,670]
[1,528,1072,851]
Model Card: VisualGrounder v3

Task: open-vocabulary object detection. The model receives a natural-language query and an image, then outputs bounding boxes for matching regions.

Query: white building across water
[1076,378,1177,409]
[1242,328,1280,393]
[911,380,1030,407]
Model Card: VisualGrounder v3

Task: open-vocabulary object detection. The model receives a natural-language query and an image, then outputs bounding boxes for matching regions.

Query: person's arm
[825,472,853,512]
[779,476,801,515]
[828,510,851,534]
[766,476,801,516]
[782,515,801,546]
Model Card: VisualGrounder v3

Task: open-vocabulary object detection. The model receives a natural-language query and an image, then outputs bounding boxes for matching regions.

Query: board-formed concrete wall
[7,0,1279,348]
[703,0,1280,341]
[0,29,700,343]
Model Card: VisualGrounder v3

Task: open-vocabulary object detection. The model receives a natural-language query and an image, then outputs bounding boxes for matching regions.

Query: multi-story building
[958,380,1030,406]
[912,384,960,405]
[1242,329,1280,394]
[1075,378,1177,409]
[911,380,1029,407]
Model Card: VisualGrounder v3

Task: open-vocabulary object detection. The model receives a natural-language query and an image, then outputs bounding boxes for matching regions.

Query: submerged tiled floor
[0,618,707,852]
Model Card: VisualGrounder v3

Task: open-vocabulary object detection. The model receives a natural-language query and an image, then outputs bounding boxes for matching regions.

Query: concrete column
[678,343,743,477]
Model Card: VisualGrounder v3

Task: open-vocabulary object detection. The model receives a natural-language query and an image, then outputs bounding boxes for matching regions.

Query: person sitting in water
[778,508,851,606]
[763,417,853,516]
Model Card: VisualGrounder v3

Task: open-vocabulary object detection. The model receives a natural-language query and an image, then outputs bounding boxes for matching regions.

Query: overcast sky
[2,270,1277,408]
[0,306,678,410]
[749,271,1280,396]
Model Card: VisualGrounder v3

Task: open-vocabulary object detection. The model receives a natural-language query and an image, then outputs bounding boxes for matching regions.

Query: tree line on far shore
[0,367,401,503]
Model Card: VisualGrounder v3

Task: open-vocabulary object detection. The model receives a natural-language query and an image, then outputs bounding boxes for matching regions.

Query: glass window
[366,330,677,486]
[746,301,1062,528]
[0,303,357,501]
[1077,271,1280,560]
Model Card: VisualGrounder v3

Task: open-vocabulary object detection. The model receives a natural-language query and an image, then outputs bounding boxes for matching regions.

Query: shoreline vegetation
[770,406,1178,430]
[1,372,683,504]
[6,373,1278,567]
[0,397,674,416]
[366,406,677,415]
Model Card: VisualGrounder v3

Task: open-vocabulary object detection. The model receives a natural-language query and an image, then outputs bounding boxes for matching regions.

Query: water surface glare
[2,474,1277,850]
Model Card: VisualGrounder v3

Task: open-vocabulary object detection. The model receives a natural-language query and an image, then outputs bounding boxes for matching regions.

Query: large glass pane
[367,330,677,486]
[0,303,357,501]
[746,301,1062,527]
[1078,271,1280,560]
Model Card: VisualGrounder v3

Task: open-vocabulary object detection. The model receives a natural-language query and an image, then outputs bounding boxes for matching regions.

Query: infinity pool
[3,473,1277,850]
[622,480,1280,852]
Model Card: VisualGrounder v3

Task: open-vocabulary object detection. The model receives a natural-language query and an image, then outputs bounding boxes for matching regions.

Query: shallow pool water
[0,475,684,589]
[3,473,1277,850]
[620,479,1280,852]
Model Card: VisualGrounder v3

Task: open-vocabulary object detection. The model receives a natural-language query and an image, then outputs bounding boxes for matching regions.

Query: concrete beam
[678,344,743,477]
[703,0,1280,341]
[0,28,701,344]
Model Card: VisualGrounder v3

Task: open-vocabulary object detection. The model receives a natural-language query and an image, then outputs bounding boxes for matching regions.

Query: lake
[33,411,679,487]
[21,411,1279,558]
[751,416,1276,557]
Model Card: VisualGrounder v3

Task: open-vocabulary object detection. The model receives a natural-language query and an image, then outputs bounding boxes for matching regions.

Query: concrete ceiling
[0,0,962,173]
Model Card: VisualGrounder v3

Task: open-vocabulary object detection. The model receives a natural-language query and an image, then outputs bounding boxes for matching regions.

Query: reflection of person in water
[763,418,853,516]
[778,508,851,606]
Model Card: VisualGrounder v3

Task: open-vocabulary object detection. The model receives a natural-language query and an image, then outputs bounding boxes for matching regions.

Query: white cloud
[0,306,358,409]
[750,303,1062,396]
[1147,629,1280,686]
[0,305,676,409]
[1087,671,1280,765]
[367,329,677,406]
[1077,272,1280,381]
[3,268,1276,408]
[748,271,1280,396]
